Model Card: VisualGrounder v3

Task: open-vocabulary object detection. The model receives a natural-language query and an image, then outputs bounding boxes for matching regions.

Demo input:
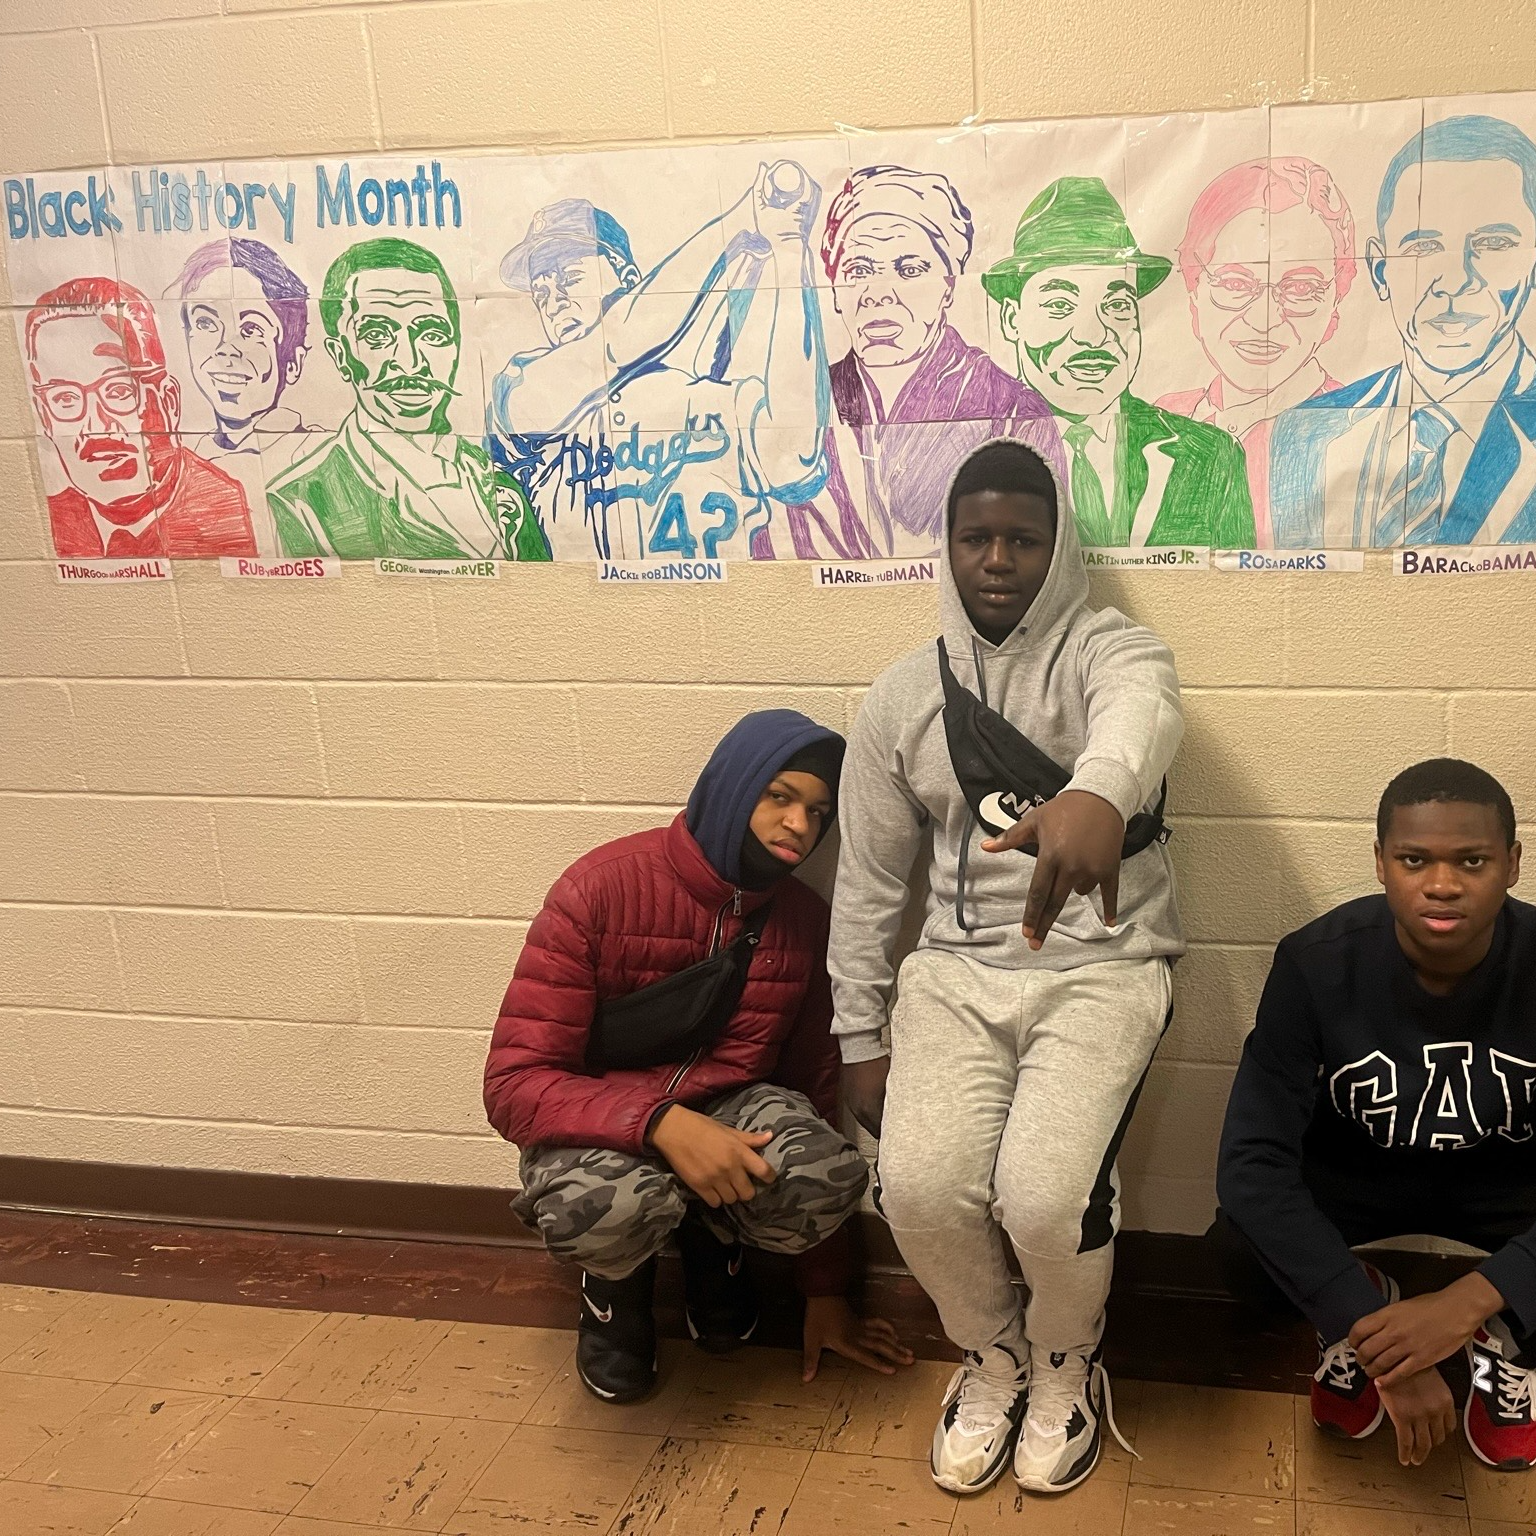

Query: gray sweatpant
[877,949,1172,1356]
[513,1082,867,1280]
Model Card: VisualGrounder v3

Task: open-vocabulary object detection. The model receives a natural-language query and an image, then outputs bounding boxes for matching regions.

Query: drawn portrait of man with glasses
[24,276,257,559]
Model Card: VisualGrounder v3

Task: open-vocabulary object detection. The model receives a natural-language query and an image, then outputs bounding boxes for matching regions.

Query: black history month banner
[8,94,1536,570]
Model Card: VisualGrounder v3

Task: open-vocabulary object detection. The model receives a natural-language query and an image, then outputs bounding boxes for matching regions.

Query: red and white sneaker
[1310,1265,1400,1440]
[1465,1316,1536,1471]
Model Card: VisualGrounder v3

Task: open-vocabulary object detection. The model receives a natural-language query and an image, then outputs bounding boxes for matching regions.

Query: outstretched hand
[980,789,1125,948]
[802,1295,914,1381]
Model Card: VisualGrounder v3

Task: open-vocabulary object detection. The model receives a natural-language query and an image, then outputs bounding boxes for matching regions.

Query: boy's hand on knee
[649,1105,775,1207]
[843,1057,890,1138]
[980,790,1124,949]
[1350,1273,1505,1385]
[801,1294,915,1382]
[1376,1365,1457,1466]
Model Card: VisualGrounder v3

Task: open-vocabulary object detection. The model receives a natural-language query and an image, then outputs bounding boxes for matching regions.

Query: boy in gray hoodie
[830,438,1185,1497]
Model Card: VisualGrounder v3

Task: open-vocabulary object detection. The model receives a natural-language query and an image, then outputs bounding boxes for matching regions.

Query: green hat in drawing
[981,176,1173,303]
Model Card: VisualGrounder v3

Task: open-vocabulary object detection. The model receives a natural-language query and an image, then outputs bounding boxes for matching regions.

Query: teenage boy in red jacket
[485,710,912,1403]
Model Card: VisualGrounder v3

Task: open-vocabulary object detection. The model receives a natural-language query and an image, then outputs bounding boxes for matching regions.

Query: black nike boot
[677,1209,759,1354]
[576,1258,657,1404]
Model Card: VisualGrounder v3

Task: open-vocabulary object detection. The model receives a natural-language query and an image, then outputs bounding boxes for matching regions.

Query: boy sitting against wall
[832,439,1184,1497]
[484,710,911,1403]
[1218,759,1536,1472]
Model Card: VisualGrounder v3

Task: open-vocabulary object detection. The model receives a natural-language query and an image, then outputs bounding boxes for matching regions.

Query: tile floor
[0,1281,1531,1535]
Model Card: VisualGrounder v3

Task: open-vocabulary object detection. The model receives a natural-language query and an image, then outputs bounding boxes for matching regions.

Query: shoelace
[1316,1339,1363,1391]
[1028,1353,1140,1460]
[943,1350,1024,1435]
[1492,1354,1536,1420]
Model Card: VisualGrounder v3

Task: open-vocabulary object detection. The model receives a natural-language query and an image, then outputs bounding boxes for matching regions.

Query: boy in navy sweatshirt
[1218,759,1536,1473]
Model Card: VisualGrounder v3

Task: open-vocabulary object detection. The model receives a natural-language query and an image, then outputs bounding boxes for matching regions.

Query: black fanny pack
[937,637,1169,858]
[584,902,772,1074]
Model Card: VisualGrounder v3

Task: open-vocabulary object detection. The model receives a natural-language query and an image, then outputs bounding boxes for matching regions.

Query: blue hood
[685,709,845,885]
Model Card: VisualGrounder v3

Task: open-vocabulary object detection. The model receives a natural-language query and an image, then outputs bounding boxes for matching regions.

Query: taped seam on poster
[1212,550,1365,572]
[10,95,1536,569]
[54,557,172,582]
[1393,545,1536,575]
[375,557,501,578]
[812,559,937,586]
[220,555,340,579]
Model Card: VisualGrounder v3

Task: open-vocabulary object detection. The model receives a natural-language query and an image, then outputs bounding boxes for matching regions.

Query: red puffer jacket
[484,812,851,1293]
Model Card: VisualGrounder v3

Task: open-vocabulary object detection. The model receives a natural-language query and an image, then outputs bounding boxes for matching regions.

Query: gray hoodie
[829,440,1186,1065]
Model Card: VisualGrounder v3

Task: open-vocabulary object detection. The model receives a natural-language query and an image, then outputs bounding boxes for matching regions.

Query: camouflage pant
[512,1083,867,1280]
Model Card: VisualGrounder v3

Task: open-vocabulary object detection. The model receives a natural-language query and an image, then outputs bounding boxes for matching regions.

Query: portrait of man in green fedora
[983,176,1256,549]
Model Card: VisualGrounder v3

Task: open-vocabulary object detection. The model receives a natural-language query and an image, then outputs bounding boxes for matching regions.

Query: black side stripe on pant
[1078,1002,1175,1255]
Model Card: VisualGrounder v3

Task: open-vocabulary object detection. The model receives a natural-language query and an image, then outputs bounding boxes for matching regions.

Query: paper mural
[7,93,1536,562]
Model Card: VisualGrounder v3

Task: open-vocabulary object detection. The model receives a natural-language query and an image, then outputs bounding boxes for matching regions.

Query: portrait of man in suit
[25,276,257,560]
[1271,114,1536,548]
[268,237,548,562]
[983,176,1255,549]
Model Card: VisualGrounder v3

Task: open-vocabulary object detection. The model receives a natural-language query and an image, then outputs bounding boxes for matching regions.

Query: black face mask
[738,830,795,890]
[937,636,1170,856]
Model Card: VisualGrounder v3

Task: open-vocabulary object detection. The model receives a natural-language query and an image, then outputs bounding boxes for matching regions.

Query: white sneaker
[1014,1334,1136,1494]
[930,1340,1030,1495]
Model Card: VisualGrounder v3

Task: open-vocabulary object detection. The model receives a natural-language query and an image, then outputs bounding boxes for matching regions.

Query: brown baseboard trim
[0,1153,1481,1394]
[0,1153,542,1246]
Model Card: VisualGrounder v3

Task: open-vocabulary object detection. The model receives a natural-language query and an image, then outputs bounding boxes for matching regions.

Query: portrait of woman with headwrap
[775,164,1065,562]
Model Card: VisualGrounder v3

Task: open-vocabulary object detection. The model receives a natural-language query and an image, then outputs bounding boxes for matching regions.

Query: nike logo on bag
[582,1291,613,1324]
[978,791,1045,834]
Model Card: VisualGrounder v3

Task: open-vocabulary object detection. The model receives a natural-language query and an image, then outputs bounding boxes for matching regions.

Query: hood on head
[939,434,1086,657]
[685,709,846,885]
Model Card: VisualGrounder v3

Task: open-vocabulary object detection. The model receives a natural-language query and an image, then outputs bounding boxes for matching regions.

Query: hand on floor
[802,1294,915,1382]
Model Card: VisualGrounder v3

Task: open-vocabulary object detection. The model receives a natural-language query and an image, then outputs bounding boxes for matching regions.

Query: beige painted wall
[3,0,1536,1234]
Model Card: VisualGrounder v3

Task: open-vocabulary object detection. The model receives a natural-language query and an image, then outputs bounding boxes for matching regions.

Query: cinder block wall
[3,0,1535,1232]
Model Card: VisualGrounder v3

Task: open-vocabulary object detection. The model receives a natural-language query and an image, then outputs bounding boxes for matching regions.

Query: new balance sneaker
[1013,1333,1135,1493]
[1464,1314,1536,1470]
[576,1258,657,1404]
[1310,1264,1400,1440]
[930,1340,1030,1495]
[676,1209,759,1354]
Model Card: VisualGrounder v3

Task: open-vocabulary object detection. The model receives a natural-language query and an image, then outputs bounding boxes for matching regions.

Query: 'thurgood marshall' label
[598,559,727,583]
[1212,550,1365,572]
[55,557,171,582]
[374,557,501,579]
[220,556,341,579]
[1393,545,1536,575]
[1081,546,1209,570]
[812,559,937,587]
